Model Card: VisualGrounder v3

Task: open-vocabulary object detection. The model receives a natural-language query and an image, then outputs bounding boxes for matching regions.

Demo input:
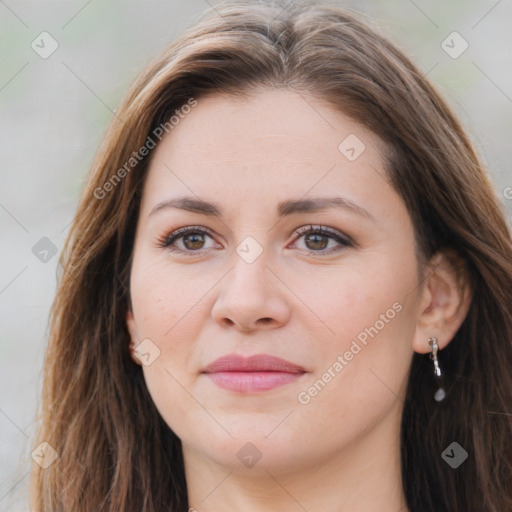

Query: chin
[190,430,307,472]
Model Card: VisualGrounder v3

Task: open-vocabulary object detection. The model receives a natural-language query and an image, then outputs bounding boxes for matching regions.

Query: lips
[202,354,306,393]
[203,354,306,373]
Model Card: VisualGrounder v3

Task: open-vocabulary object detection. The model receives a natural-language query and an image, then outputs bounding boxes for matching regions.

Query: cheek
[286,253,417,345]
[128,267,199,397]
[287,252,419,408]
[130,261,210,432]
[292,281,416,456]
[130,255,205,338]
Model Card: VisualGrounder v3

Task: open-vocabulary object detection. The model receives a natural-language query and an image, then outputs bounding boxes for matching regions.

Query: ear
[412,249,472,354]
[126,309,143,366]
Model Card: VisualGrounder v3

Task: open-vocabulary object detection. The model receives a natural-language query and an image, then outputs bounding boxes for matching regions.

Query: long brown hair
[30,1,512,510]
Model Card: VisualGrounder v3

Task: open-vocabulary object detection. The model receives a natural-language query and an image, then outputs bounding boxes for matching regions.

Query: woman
[30,1,512,510]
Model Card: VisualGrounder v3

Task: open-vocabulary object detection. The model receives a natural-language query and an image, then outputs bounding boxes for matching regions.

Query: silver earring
[427,336,446,402]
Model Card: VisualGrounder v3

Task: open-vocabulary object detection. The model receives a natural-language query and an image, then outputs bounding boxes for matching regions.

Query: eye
[156,226,218,255]
[290,224,354,254]
[156,224,354,256]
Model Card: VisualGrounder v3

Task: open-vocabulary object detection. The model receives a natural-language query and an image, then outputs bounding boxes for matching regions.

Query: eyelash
[156,224,354,257]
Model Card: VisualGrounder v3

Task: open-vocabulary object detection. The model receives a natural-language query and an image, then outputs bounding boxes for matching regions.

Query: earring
[427,336,446,402]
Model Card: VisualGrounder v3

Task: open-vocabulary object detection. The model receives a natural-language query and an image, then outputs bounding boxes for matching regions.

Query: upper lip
[202,354,306,374]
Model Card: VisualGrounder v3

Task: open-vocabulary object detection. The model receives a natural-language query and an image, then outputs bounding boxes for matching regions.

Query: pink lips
[202,354,306,393]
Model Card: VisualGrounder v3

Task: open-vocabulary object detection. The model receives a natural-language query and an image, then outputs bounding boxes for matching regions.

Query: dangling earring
[427,336,446,402]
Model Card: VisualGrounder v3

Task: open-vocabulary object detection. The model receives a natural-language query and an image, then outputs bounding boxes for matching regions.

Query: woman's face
[127,88,424,473]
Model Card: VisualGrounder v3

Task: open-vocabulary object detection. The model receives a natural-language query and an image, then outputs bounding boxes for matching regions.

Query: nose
[211,250,291,332]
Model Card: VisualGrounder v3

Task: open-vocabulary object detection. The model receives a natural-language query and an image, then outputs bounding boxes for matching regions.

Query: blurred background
[0,0,511,509]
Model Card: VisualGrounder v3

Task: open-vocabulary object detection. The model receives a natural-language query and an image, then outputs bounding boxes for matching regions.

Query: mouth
[202,354,307,393]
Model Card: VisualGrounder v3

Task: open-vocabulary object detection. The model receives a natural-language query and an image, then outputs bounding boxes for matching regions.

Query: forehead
[140,88,392,217]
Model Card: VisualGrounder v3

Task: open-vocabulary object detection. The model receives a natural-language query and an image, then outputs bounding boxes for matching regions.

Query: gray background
[1,0,511,510]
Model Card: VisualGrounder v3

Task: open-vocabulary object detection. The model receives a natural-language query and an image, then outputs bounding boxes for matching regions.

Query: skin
[126,88,470,511]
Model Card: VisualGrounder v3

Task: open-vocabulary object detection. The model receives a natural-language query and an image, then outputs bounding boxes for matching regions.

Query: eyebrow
[149,195,375,221]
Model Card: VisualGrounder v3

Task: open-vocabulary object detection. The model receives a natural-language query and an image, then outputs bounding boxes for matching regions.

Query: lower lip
[205,371,304,392]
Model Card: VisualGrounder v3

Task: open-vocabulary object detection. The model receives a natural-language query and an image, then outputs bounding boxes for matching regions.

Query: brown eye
[292,225,354,254]
[182,233,206,250]
[304,233,329,251]
[158,226,218,255]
